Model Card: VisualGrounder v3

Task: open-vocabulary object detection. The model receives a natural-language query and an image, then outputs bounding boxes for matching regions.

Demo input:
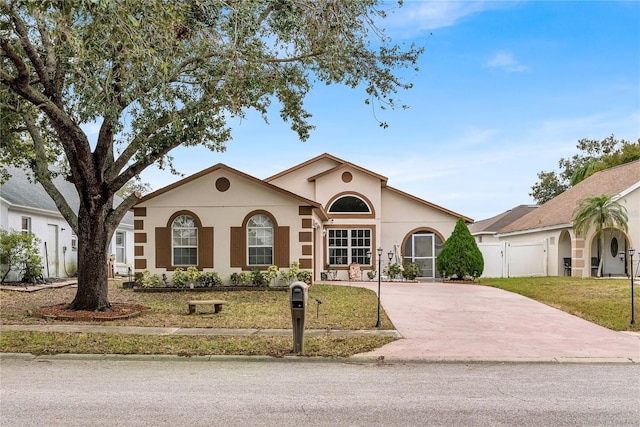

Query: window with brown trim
[172,214,198,266]
[155,211,213,270]
[230,211,289,269]
[328,228,372,266]
[329,196,370,213]
[247,214,273,266]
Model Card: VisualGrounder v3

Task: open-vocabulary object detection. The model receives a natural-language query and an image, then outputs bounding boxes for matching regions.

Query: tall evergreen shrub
[436,218,484,280]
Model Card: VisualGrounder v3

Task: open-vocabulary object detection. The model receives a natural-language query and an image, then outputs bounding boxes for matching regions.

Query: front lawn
[478,276,639,331]
[0,281,395,357]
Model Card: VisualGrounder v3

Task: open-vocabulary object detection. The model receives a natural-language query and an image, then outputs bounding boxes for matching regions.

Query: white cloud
[382,1,521,35]
[486,52,529,72]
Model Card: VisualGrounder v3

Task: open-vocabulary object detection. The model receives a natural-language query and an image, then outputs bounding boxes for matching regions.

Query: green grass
[477,276,639,331]
[0,331,395,357]
[0,282,395,357]
[3,277,637,357]
[1,283,393,329]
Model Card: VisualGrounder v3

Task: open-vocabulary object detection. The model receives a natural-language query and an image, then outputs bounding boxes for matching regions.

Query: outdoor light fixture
[376,247,383,328]
[621,249,636,325]
[388,251,394,262]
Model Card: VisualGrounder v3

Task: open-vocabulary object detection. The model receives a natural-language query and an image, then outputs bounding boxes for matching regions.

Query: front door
[603,231,626,276]
[46,224,59,278]
[404,232,441,279]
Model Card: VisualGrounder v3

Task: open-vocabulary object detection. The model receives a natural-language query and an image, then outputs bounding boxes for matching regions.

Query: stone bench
[188,300,226,314]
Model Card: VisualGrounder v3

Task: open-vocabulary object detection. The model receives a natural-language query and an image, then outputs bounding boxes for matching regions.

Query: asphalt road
[1,356,638,426]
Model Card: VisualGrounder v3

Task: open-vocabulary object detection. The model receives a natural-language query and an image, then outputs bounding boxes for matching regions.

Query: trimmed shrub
[436,218,484,280]
[402,262,421,280]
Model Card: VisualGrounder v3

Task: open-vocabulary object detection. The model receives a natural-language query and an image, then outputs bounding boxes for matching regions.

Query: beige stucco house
[133,153,471,283]
[476,160,639,278]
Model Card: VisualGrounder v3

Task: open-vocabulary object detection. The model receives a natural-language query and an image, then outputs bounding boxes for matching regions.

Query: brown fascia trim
[134,163,326,215]
[263,153,347,182]
[307,162,388,187]
[135,163,230,204]
[385,186,474,223]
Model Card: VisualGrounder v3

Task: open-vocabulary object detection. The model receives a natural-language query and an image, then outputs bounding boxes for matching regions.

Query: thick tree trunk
[68,204,113,311]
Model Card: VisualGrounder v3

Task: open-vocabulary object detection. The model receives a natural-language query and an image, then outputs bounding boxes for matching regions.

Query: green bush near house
[0,229,43,283]
[402,262,421,280]
[437,218,484,280]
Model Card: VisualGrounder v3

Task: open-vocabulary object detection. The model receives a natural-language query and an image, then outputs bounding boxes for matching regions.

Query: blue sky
[136,1,639,221]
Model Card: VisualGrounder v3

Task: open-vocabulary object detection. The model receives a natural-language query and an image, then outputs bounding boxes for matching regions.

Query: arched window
[172,214,198,266]
[329,195,370,213]
[247,214,273,265]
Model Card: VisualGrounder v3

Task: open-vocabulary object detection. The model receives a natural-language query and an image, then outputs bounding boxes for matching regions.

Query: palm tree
[573,194,628,277]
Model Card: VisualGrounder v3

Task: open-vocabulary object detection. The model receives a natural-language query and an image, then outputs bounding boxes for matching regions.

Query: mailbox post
[289,281,308,354]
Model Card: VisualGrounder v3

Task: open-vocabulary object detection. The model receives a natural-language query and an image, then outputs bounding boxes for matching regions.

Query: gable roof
[265,153,471,222]
[499,160,640,235]
[136,163,329,220]
[469,205,538,235]
[306,161,388,186]
[265,153,388,185]
[264,153,346,182]
[385,185,474,223]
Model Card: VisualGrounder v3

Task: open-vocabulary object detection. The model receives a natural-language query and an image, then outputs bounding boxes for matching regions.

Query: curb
[1,352,637,364]
[0,325,401,337]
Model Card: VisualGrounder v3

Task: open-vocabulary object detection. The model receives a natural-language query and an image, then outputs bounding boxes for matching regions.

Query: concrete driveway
[347,281,640,362]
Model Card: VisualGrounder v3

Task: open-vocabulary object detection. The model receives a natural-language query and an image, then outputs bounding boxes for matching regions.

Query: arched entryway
[402,229,444,279]
[588,228,629,277]
[558,230,572,276]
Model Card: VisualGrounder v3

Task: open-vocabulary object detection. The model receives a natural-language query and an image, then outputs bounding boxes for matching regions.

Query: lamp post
[620,248,636,325]
[376,247,383,328]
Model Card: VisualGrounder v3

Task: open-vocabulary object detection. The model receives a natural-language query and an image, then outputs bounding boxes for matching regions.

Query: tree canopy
[0,0,422,310]
[530,135,640,205]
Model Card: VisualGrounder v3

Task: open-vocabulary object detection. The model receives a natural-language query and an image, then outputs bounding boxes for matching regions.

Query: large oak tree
[1,0,422,310]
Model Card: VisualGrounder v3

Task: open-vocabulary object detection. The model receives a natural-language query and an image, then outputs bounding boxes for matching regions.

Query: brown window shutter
[299,258,312,269]
[155,227,171,268]
[275,226,290,268]
[230,227,244,268]
[200,227,214,268]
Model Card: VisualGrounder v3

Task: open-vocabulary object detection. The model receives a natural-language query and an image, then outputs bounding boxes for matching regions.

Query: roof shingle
[499,160,640,234]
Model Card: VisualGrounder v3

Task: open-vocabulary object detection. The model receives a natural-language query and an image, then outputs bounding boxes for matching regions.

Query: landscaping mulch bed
[133,286,289,292]
[32,303,150,321]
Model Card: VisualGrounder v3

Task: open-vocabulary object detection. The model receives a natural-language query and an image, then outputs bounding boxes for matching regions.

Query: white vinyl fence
[478,240,547,278]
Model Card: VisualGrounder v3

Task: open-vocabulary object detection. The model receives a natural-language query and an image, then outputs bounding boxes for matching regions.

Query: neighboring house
[0,166,134,281]
[477,160,639,278]
[133,153,472,283]
[469,205,538,244]
[469,205,538,278]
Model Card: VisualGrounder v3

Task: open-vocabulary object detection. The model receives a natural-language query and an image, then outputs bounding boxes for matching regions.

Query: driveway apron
[347,282,640,361]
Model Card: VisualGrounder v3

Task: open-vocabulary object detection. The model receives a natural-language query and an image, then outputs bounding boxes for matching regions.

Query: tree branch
[107,191,140,228]
[23,111,79,233]
[8,7,50,94]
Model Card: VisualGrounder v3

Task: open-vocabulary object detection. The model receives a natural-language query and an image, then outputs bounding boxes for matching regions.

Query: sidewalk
[0,324,400,338]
